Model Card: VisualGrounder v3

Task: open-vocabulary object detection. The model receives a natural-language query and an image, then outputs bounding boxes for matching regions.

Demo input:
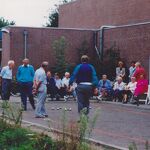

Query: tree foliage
[46,0,74,27]
[52,36,68,76]
[0,17,15,28]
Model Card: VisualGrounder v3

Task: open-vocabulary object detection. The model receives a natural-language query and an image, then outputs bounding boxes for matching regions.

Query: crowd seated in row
[97,74,148,106]
[47,71,76,101]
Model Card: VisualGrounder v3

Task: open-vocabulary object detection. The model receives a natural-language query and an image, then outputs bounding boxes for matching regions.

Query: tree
[46,0,74,27]
[52,36,68,76]
[0,17,15,28]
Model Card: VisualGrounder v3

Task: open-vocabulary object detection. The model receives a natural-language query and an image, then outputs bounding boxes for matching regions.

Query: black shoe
[31,104,35,110]
[44,114,48,117]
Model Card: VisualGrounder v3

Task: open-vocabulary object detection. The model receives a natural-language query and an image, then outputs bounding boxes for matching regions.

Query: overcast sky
[0,0,61,27]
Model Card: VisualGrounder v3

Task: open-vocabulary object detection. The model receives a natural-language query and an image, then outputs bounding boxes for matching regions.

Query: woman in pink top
[133,74,148,106]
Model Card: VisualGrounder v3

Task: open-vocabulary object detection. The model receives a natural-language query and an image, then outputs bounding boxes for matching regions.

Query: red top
[133,67,146,81]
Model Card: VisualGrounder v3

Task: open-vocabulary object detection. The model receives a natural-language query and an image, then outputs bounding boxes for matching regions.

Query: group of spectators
[46,71,77,101]
[0,56,149,119]
[97,61,148,106]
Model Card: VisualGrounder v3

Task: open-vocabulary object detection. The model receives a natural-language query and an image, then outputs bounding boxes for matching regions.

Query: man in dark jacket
[69,55,98,115]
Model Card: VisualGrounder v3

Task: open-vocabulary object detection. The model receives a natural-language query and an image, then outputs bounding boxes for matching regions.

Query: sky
[0,0,61,27]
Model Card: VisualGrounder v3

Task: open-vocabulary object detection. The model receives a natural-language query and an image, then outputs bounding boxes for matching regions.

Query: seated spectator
[61,72,70,101]
[132,62,146,81]
[97,74,112,100]
[116,61,126,80]
[128,61,136,80]
[54,73,62,100]
[113,77,126,102]
[133,74,148,106]
[47,71,56,101]
[123,77,137,103]
[68,82,77,101]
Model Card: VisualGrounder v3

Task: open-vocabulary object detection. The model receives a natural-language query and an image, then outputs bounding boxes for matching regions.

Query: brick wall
[2,26,95,73]
[2,25,150,79]
[103,23,150,77]
[59,0,150,29]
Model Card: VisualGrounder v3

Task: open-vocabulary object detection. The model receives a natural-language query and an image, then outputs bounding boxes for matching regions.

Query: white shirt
[0,66,12,79]
[126,81,137,93]
[34,67,47,92]
[62,77,70,87]
[55,79,62,89]
[113,81,126,91]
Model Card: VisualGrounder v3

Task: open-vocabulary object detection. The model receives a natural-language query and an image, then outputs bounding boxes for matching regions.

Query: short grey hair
[8,60,15,65]
[65,72,70,76]
[41,61,48,67]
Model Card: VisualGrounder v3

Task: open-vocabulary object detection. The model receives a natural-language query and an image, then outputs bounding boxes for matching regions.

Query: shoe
[35,115,45,118]
[44,114,48,117]
[97,95,102,102]
[31,105,35,110]
[64,96,69,102]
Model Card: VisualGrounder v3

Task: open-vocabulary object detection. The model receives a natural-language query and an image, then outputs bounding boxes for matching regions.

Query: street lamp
[23,30,28,58]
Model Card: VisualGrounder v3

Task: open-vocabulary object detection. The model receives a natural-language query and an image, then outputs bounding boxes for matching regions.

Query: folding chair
[145,85,150,104]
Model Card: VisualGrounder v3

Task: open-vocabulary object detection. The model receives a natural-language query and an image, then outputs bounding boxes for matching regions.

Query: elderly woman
[97,74,112,100]
[133,62,146,81]
[113,76,126,102]
[133,74,148,106]
[116,61,126,80]
[123,77,137,103]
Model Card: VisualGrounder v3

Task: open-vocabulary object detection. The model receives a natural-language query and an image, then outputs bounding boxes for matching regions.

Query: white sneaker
[64,96,69,102]
[97,95,102,101]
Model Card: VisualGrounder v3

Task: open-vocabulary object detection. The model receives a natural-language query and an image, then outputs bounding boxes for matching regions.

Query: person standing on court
[34,61,48,118]
[0,60,15,100]
[17,58,35,110]
[69,55,98,115]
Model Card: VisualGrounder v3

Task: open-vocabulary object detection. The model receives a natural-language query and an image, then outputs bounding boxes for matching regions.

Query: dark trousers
[19,82,35,110]
[1,79,11,100]
[76,84,93,115]
[47,86,56,99]
[114,89,124,101]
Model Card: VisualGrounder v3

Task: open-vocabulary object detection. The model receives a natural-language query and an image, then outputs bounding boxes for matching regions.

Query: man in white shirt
[34,61,48,118]
[62,72,70,101]
[0,60,15,100]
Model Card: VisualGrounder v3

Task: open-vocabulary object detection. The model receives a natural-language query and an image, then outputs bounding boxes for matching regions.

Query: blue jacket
[69,63,98,87]
[98,79,112,91]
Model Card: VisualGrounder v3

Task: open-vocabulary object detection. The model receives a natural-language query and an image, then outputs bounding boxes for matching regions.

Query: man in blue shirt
[17,58,35,111]
[0,60,15,100]
[69,55,98,116]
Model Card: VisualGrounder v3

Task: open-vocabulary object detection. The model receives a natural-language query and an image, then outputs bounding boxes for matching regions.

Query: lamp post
[23,30,28,58]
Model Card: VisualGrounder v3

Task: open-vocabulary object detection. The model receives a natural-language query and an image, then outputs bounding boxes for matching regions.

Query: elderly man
[17,58,35,111]
[62,72,70,101]
[34,61,48,118]
[0,60,15,100]
[69,55,98,116]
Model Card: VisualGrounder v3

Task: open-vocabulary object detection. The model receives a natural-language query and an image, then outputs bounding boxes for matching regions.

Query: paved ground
[0,96,150,150]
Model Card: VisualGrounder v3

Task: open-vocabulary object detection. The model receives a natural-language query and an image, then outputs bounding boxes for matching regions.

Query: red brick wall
[59,0,150,29]
[2,27,95,73]
[103,23,150,77]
